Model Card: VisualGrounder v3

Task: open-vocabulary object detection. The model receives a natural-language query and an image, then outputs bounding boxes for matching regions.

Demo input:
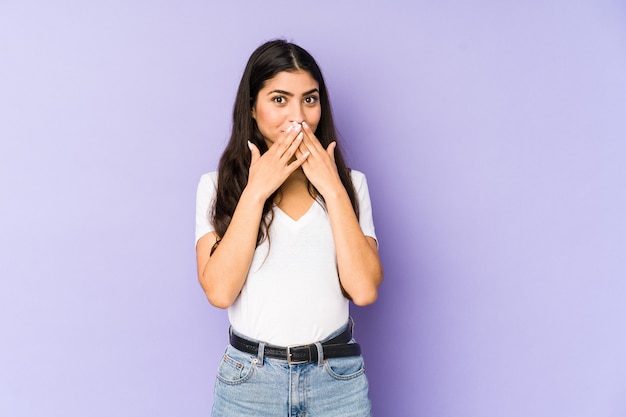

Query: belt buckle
[287,345,312,365]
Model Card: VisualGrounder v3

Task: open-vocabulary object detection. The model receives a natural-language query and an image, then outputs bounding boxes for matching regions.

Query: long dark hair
[212,39,359,246]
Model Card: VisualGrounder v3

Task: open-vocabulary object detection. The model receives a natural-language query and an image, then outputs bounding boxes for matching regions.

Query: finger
[283,131,304,159]
[300,121,323,153]
[296,140,309,158]
[301,121,316,137]
[248,140,260,163]
[297,147,309,162]
[274,124,302,155]
[263,124,295,156]
[326,141,337,162]
[287,148,310,171]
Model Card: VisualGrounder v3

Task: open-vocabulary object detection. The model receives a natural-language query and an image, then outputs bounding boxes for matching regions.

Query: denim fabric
[211,326,372,417]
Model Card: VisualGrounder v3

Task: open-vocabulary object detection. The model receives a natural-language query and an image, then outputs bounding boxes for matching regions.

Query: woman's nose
[289,104,305,124]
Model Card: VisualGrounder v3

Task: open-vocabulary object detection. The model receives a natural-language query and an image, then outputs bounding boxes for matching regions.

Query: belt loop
[315,342,324,366]
[256,341,265,366]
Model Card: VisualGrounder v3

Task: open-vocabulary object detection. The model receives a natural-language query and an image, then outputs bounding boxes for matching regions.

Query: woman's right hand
[197,123,310,308]
[246,123,310,199]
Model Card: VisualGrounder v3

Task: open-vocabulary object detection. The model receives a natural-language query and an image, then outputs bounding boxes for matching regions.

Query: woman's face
[252,70,321,147]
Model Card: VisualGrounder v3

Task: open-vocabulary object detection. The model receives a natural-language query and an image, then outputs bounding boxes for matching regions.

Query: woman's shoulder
[198,171,218,186]
[349,169,368,185]
[197,171,219,198]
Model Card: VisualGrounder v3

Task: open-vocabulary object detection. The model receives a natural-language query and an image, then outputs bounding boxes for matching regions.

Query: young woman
[195,39,383,417]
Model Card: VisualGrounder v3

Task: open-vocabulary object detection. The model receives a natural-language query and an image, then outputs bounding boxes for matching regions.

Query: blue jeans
[211,324,372,417]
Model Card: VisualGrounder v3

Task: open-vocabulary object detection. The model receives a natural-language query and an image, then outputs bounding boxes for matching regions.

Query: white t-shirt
[195,170,377,346]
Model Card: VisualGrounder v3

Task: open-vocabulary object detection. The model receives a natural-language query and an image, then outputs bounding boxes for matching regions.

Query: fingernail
[302,121,308,128]
[297,132,303,140]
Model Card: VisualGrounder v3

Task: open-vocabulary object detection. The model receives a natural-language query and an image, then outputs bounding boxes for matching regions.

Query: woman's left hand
[298,121,343,197]
[298,122,383,306]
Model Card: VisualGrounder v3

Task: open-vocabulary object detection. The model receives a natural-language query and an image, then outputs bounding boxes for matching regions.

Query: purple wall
[2,1,625,416]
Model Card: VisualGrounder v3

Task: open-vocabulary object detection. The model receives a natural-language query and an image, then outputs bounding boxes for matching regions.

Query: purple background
[2,1,626,416]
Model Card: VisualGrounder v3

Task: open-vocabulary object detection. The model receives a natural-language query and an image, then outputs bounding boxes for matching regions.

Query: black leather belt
[229,326,361,365]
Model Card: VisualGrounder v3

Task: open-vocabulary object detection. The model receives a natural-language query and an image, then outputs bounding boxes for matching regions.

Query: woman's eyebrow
[267,88,319,96]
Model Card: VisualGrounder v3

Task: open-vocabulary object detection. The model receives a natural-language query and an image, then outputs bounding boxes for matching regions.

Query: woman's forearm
[323,187,383,306]
[196,188,266,308]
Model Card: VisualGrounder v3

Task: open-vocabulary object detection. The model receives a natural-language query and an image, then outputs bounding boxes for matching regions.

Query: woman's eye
[272,96,286,104]
[304,96,319,105]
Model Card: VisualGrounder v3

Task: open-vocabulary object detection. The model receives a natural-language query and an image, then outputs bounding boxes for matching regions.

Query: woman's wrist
[240,185,270,207]
[317,176,346,201]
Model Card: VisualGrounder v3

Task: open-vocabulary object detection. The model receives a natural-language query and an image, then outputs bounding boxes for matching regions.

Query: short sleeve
[350,170,377,245]
[195,171,218,246]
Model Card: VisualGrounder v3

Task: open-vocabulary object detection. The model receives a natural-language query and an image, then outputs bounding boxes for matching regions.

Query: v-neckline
[274,200,318,223]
